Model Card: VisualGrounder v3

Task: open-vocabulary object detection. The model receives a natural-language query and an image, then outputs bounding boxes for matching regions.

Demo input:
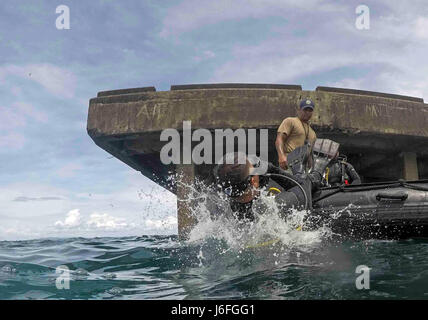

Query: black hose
[266,173,309,210]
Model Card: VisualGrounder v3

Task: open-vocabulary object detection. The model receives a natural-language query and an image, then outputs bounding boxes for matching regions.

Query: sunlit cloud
[87,212,130,230]
[55,209,82,228]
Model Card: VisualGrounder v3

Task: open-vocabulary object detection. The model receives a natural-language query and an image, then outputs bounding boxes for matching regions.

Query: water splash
[185,181,333,253]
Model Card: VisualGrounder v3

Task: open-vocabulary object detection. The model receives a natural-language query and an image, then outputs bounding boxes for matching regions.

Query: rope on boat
[313,179,428,203]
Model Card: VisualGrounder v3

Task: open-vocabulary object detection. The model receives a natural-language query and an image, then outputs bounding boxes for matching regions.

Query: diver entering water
[213,139,340,221]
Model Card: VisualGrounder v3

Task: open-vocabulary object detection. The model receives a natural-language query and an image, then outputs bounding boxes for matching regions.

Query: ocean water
[2,223,428,299]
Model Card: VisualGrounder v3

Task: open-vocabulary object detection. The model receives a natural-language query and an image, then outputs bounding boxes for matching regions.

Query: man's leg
[286,144,333,209]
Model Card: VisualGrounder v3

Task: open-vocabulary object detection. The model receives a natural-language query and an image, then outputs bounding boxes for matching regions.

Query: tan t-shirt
[277,117,317,154]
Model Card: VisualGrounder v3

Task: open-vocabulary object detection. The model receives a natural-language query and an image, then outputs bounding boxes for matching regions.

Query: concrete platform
[87,84,428,238]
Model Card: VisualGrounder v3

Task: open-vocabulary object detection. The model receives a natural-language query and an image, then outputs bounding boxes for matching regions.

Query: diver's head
[214,152,260,203]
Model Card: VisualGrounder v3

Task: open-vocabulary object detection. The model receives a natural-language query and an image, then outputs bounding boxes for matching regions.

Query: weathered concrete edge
[171,83,303,90]
[98,86,156,97]
[87,87,428,138]
[317,86,424,103]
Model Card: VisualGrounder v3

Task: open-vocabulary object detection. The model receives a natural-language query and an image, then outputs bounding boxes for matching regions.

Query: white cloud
[203,3,428,101]
[0,64,77,99]
[2,208,138,240]
[160,0,344,38]
[0,170,178,240]
[414,17,428,39]
[211,38,357,83]
[55,209,82,228]
[54,209,134,232]
[87,212,129,230]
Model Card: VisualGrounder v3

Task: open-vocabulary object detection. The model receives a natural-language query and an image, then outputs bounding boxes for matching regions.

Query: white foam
[185,184,333,252]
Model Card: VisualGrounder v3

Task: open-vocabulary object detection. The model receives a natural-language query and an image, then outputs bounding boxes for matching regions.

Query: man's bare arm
[275,132,288,169]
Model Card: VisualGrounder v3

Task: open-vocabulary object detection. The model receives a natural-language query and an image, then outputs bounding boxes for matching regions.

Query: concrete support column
[402,152,419,181]
[176,164,197,240]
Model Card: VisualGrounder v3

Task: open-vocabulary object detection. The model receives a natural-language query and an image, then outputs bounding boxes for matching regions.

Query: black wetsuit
[326,160,361,187]
[228,163,319,221]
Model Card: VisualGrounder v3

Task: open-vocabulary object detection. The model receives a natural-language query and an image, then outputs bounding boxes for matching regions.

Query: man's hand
[278,154,288,170]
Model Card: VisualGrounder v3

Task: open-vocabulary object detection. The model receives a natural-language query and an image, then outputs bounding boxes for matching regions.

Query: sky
[1,0,427,240]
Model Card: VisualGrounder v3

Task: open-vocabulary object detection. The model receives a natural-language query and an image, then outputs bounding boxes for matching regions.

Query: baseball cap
[299,98,315,110]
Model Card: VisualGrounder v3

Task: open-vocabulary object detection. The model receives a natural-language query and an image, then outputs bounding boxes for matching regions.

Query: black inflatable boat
[309,179,428,239]
[275,139,428,239]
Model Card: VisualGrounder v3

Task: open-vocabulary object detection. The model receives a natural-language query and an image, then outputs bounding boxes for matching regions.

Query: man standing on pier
[275,99,317,170]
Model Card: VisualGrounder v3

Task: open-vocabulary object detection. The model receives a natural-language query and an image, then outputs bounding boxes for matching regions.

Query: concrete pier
[87,84,428,238]
[403,152,419,181]
[176,164,197,240]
